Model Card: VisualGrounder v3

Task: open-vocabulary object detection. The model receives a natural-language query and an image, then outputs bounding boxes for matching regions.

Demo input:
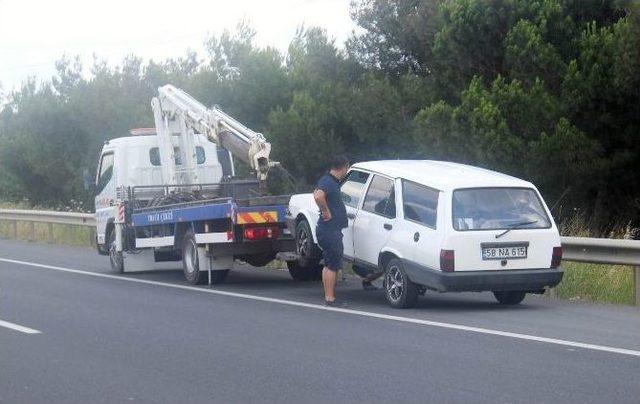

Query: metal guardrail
[561,236,640,265]
[0,209,95,226]
[0,209,95,245]
[0,209,637,304]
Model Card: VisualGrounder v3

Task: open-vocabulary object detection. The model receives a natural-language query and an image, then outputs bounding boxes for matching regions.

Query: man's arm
[314,189,332,221]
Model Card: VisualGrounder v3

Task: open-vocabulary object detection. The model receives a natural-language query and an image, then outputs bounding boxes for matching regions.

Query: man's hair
[330,154,350,170]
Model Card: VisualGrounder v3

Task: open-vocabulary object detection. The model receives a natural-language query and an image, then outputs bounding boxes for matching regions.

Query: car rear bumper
[403,260,564,292]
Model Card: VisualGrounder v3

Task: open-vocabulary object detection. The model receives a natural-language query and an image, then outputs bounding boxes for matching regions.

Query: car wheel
[108,229,124,274]
[493,291,526,305]
[182,230,229,285]
[383,258,418,309]
[287,219,322,281]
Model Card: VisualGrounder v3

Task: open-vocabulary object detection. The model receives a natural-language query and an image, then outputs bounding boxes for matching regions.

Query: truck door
[339,169,371,259]
[94,151,116,246]
[352,175,396,267]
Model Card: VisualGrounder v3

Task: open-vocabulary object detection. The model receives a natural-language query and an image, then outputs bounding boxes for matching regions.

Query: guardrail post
[635,266,640,307]
[47,223,54,243]
[28,221,35,241]
[11,220,17,239]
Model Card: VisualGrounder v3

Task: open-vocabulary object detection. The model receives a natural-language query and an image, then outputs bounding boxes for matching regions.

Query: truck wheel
[493,291,526,305]
[108,230,124,274]
[182,231,229,285]
[287,219,322,281]
[383,258,418,309]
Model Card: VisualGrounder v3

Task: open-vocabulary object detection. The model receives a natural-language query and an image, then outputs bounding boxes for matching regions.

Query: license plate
[482,246,527,260]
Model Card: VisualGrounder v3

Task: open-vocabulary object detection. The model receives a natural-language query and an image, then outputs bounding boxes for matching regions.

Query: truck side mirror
[82,168,94,192]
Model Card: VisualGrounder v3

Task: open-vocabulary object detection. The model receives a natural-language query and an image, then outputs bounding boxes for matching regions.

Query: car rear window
[452,187,551,231]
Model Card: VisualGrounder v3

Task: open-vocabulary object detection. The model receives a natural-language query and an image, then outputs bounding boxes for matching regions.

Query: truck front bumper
[404,260,564,293]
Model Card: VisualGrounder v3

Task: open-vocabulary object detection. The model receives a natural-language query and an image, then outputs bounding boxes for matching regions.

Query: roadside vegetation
[554,216,636,305]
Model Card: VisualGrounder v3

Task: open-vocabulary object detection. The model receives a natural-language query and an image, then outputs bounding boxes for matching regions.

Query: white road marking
[0,319,41,334]
[1,257,639,357]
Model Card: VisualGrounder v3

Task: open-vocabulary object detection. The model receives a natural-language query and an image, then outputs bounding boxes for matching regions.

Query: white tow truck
[94,85,298,285]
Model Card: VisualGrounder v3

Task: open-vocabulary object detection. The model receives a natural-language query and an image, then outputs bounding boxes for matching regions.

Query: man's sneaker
[362,280,379,291]
[324,300,347,308]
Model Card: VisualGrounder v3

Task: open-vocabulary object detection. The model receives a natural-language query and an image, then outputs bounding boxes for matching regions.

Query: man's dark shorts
[316,225,343,272]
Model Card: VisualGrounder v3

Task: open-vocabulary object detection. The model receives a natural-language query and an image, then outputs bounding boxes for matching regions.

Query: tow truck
[94,85,297,285]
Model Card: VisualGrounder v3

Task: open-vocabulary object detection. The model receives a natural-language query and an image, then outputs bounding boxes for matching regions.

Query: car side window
[402,180,439,228]
[341,170,370,208]
[362,175,396,218]
[96,152,114,194]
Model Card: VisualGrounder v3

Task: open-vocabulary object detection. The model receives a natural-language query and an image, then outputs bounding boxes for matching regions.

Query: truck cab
[95,130,232,252]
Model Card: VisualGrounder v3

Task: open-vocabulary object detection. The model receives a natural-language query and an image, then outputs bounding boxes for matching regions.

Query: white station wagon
[287,160,564,308]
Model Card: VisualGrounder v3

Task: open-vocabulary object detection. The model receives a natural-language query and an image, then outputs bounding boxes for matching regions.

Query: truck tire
[493,291,526,305]
[383,258,418,309]
[182,231,229,285]
[108,230,124,274]
[287,219,322,281]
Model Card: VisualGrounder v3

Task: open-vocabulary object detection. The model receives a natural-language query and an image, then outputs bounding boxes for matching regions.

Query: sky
[0,0,357,92]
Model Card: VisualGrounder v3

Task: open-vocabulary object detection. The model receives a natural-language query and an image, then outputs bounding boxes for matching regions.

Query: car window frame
[340,169,372,210]
[451,186,553,232]
[361,174,396,219]
[400,179,440,230]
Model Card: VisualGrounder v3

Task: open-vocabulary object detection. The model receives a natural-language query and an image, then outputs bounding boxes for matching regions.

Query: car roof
[351,160,533,191]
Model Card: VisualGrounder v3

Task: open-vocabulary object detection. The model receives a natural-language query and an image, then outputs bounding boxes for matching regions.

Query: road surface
[0,239,638,403]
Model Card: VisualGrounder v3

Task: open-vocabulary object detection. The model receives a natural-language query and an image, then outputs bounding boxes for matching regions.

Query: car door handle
[347,213,356,220]
[383,223,393,230]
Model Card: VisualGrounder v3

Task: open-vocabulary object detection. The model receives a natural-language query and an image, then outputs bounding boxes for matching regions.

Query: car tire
[287,219,322,281]
[493,291,526,305]
[383,258,419,309]
[182,230,229,285]
[108,229,124,274]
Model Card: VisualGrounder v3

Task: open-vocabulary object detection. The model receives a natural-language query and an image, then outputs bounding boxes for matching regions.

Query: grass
[553,214,637,305]
[555,262,635,305]
[0,220,95,247]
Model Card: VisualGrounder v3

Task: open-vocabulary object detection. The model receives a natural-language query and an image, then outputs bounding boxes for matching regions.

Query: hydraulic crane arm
[151,84,275,184]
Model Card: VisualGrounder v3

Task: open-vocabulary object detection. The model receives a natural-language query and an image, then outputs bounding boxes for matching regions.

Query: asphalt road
[0,239,638,403]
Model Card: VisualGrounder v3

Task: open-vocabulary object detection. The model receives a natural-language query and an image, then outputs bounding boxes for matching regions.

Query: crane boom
[151,84,275,184]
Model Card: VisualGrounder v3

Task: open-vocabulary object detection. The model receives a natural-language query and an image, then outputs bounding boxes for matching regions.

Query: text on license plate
[482,246,527,260]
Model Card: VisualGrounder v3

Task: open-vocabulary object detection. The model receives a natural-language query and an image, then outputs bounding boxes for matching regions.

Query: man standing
[314,155,350,306]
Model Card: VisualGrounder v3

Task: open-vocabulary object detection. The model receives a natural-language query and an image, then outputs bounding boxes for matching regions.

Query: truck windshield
[452,188,551,231]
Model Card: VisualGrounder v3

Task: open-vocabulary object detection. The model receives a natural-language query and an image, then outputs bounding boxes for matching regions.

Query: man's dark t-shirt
[316,173,348,230]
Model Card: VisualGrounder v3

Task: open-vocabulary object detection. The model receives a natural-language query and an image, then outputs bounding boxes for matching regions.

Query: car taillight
[244,226,280,241]
[440,249,455,272]
[551,246,562,268]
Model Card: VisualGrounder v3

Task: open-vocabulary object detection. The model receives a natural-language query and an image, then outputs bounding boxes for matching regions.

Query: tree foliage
[0,1,638,230]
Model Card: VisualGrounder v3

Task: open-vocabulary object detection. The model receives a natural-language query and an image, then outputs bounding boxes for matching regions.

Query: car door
[340,169,371,259]
[396,179,441,270]
[353,174,396,267]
